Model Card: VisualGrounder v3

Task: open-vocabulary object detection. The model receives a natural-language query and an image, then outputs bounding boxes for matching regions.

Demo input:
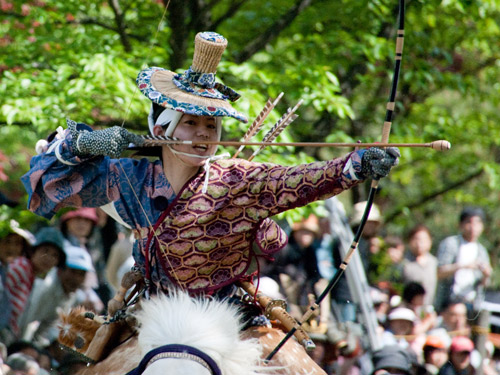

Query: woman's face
[66,217,94,238]
[409,229,432,256]
[170,114,218,167]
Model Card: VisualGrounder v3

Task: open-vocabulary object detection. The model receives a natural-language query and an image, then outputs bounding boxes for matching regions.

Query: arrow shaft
[140,138,449,150]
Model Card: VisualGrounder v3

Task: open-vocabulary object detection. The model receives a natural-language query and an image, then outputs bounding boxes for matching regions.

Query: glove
[67,119,144,158]
[360,147,400,180]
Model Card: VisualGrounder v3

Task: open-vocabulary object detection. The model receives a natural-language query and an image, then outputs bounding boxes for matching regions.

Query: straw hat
[137,32,248,123]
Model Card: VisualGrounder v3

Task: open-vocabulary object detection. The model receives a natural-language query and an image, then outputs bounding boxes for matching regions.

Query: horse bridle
[125,344,222,375]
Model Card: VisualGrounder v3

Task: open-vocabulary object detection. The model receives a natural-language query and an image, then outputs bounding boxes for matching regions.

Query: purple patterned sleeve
[255,151,364,216]
[21,133,168,229]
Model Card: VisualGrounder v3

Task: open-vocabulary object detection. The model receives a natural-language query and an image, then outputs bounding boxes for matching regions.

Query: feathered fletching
[248,100,302,161]
[232,93,283,158]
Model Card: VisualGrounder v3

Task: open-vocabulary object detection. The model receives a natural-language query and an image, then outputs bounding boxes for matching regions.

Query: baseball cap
[64,243,94,272]
[387,307,416,323]
[424,335,447,349]
[60,207,99,224]
[450,336,474,353]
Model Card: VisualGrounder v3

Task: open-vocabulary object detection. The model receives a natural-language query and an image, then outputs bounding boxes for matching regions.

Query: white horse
[65,289,326,375]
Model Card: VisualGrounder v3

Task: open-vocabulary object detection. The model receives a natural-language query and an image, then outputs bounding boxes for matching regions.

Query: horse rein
[125,344,222,375]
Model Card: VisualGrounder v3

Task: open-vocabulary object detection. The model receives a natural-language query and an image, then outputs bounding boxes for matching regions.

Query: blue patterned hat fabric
[137,32,248,123]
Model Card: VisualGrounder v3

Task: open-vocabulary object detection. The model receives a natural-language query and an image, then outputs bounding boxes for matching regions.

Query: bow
[265,0,406,361]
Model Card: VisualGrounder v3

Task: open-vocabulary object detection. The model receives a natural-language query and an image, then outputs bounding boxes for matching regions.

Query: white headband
[147,106,183,136]
[147,105,222,140]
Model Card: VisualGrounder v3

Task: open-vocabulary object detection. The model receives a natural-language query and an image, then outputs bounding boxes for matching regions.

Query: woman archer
[22,31,399,314]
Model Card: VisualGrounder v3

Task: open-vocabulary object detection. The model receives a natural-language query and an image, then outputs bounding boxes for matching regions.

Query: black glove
[67,119,144,158]
[360,147,400,180]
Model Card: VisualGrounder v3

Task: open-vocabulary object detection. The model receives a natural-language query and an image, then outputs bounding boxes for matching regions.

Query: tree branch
[210,1,246,30]
[107,0,132,52]
[234,0,314,63]
[384,168,484,223]
[165,0,189,70]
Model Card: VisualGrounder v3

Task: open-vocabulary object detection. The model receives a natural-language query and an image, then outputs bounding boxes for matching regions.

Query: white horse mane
[134,289,273,375]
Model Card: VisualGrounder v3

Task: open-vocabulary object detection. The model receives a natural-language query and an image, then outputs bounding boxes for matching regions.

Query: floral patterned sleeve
[21,127,171,230]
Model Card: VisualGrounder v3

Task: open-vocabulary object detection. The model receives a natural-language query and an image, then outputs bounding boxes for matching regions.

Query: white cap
[388,307,416,323]
[64,243,94,272]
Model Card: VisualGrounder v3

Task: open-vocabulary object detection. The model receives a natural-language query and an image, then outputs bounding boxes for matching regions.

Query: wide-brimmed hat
[137,32,248,123]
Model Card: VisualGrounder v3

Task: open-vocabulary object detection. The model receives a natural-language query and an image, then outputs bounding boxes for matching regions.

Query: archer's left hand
[360,147,400,180]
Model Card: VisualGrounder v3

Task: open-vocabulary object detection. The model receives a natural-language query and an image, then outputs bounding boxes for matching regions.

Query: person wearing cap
[21,31,399,301]
[423,335,448,375]
[438,336,475,375]
[60,207,99,248]
[17,243,94,347]
[435,206,491,314]
[371,344,412,375]
[59,206,108,312]
[381,305,429,363]
[4,227,66,339]
[0,221,35,335]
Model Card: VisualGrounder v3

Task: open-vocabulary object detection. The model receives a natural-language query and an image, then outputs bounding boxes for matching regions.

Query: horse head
[127,289,271,375]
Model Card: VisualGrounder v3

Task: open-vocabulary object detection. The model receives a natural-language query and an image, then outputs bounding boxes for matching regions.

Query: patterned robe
[22,128,364,294]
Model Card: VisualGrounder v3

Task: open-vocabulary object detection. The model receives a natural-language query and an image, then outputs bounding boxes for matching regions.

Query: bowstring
[115,0,186,290]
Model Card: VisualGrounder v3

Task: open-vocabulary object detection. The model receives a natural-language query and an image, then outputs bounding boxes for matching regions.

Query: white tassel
[35,139,49,154]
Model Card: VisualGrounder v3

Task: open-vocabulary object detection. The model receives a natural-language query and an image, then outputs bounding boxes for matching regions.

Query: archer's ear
[152,125,165,137]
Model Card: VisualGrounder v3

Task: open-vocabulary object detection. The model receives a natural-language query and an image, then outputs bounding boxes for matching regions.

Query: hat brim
[137,67,248,123]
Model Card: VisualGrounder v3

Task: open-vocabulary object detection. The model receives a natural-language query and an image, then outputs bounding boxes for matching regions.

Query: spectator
[371,344,412,375]
[4,227,66,339]
[18,243,94,347]
[402,282,437,335]
[429,300,470,345]
[423,335,448,374]
[438,336,475,375]
[439,300,469,335]
[261,214,322,320]
[380,307,416,349]
[0,221,34,342]
[403,224,437,306]
[59,208,104,313]
[435,207,491,314]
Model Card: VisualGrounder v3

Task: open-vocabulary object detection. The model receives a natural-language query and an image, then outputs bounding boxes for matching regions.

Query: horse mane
[133,289,273,375]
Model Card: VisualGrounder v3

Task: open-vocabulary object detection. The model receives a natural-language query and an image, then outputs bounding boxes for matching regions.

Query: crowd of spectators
[0,201,497,375]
